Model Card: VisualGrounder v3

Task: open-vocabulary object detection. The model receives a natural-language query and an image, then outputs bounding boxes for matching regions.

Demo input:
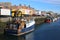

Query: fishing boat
[4,9,35,36]
[45,18,52,23]
[53,18,58,22]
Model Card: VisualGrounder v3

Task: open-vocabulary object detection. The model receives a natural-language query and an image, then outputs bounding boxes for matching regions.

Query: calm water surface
[0,19,60,40]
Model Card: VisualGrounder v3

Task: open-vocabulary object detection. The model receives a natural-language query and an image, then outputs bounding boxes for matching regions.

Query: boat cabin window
[6,22,21,30]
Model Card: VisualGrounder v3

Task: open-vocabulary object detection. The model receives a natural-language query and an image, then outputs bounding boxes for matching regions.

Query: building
[47,11,55,17]
[11,5,35,15]
[0,2,11,9]
[41,11,47,16]
[33,10,41,16]
[0,2,36,15]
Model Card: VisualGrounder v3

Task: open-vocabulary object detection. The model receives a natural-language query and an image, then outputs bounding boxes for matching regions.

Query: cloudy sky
[0,0,60,13]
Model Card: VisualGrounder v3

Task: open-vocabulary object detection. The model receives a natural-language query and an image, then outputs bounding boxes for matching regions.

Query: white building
[34,10,41,16]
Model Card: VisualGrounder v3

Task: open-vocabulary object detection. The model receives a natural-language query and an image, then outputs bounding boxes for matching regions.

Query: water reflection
[0,31,34,40]
[25,32,34,40]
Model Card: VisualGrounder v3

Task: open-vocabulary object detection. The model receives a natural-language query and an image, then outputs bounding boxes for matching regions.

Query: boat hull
[45,19,51,23]
[4,24,35,36]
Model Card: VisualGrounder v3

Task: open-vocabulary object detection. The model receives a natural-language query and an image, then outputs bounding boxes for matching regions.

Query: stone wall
[0,17,12,22]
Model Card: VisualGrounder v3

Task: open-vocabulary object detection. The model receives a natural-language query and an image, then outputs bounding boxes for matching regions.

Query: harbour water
[0,19,60,40]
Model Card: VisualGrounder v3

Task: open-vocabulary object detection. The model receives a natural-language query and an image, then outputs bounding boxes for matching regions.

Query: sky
[0,0,60,14]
